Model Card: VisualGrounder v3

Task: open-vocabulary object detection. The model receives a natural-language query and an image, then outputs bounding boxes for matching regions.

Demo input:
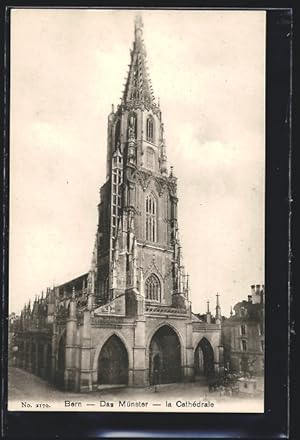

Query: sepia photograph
[8,9,265,413]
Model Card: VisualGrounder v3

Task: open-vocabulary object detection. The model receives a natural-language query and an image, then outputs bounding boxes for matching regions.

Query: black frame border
[1,3,293,439]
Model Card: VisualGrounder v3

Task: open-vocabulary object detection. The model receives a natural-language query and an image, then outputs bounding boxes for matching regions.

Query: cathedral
[13,16,224,392]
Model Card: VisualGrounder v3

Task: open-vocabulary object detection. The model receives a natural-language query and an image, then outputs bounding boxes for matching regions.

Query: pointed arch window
[145,193,157,242]
[145,274,161,302]
[146,115,154,142]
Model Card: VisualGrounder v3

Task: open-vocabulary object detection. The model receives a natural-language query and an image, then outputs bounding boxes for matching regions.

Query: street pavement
[8,367,263,413]
[8,367,211,401]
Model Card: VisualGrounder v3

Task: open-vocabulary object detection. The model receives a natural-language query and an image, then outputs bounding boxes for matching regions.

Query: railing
[192,322,221,331]
[93,293,127,316]
[145,304,187,316]
[91,316,133,328]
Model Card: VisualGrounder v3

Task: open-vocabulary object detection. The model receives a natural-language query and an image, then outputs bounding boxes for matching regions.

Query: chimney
[251,284,262,304]
[261,285,265,304]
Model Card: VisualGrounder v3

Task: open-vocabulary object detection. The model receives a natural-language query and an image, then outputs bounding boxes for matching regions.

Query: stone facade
[12,16,223,392]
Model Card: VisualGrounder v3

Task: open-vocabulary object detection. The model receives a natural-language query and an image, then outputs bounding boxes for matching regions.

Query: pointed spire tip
[135,14,144,33]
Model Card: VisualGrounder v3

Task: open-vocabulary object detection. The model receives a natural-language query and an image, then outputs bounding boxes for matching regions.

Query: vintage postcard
[8,9,265,413]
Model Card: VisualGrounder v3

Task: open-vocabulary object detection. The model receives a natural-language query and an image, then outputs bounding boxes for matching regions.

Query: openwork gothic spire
[122,15,157,111]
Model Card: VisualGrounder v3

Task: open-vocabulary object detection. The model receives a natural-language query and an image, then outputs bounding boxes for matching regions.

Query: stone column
[213,344,220,375]
[132,318,147,386]
[65,296,78,391]
[36,342,42,376]
[79,310,93,392]
[34,342,39,375]
[41,343,48,379]
[182,321,195,382]
[217,345,225,375]
[51,323,58,384]
[74,328,81,392]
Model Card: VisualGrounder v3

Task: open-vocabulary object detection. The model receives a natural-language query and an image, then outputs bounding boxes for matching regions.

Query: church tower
[13,15,224,392]
[92,15,189,314]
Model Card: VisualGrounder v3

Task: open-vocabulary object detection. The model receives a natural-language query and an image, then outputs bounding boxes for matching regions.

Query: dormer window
[146,115,154,142]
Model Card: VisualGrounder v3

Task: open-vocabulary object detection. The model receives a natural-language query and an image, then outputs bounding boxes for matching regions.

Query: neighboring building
[12,16,223,392]
[222,285,265,376]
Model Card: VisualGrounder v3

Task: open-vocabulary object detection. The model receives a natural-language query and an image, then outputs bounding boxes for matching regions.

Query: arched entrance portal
[149,325,181,385]
[194,338,215,380]
[98,335,128,385]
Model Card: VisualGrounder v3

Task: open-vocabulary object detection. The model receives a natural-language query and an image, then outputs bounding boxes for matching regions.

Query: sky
[9,9,266,316]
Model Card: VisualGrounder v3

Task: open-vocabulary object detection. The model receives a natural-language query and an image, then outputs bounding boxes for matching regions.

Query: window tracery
[145,193,157,242]
[145,273,161,301]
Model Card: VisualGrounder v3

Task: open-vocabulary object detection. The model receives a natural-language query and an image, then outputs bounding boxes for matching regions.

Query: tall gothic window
[146,116,154,142]
[146,147,155,170]
[145,193,157,242]
[145,274,161,302]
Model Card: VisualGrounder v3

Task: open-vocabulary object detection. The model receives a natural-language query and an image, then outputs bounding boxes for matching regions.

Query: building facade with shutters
[222,285,265,376]
[12,16,224,392]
